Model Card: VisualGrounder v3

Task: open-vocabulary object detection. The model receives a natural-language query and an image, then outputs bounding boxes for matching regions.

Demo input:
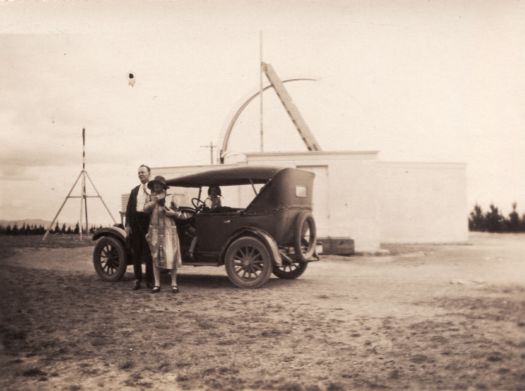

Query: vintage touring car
[92,166,318,288]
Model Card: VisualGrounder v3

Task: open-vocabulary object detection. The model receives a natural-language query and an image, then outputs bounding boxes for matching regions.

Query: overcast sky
[1,1,524,225]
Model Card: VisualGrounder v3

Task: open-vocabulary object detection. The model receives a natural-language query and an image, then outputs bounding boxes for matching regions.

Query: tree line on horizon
[2,203,523,235]
[469,202,525,233]
[0,222,104,235]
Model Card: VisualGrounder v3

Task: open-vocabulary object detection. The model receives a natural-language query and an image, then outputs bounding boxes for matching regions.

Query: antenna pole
[259,31,264,152]
[42,127,116,241]
[82,128,89,234]
[79,182,84,239]
[201,142,216,165]
[82,128,86,170]
[79,128,85,239]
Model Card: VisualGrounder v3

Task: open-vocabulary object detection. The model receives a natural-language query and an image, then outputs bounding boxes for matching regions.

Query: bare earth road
[0,233,524,390]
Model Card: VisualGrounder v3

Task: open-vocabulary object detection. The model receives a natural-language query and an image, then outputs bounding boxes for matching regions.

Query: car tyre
[93,236,128,282]
[272,261,308,279]
[293,212,317,262]
[224,236,273,289]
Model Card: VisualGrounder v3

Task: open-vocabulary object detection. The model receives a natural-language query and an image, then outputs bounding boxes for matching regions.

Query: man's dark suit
[126,184,153,284]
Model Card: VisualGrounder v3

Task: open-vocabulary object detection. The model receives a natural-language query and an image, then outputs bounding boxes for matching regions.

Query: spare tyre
[293,212,317,262]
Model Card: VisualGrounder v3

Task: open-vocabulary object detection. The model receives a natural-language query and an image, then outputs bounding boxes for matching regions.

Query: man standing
[126,164,154,290]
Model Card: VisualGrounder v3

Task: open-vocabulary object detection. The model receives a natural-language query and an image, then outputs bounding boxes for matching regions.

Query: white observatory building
[129,63,468,253]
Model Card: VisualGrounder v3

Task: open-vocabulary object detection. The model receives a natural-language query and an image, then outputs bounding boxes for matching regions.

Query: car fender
[92,226,127,246]
[222,227,283,267]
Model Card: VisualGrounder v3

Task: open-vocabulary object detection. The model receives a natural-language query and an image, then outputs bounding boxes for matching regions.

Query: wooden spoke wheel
[272,259,308,279]
[93,236,128,282]
[224,236,272,288]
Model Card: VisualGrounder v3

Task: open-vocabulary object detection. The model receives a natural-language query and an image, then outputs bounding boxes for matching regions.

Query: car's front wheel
[93,236,128,282]
[224,236,272,288]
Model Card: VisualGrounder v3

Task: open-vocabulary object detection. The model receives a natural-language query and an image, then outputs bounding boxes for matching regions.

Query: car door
[194,211,240,258]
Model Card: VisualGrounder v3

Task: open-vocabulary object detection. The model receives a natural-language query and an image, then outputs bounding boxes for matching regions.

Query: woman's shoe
[171,286,179,294]
[151,286,161,293]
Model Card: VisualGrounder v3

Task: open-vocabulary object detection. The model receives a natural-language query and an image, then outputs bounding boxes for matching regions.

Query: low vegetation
[469,202,525,233]
[0,222,103,236]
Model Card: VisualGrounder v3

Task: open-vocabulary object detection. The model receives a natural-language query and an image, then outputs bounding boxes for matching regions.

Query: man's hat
[208,185,222,196]
[147,176,168,190]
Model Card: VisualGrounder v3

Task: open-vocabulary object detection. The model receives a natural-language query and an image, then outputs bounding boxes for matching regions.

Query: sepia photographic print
[1,1,524,390]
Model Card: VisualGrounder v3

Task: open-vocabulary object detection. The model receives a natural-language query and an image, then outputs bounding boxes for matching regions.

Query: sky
[1,0,524,225]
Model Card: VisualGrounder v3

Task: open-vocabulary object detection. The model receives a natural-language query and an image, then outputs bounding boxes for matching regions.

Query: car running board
[279,251,320,264]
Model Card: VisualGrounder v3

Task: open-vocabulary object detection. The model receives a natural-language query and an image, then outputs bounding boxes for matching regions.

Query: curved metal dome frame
[219,78,316,163]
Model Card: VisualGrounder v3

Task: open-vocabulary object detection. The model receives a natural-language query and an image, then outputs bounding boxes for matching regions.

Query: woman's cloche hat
[147,175,168,190]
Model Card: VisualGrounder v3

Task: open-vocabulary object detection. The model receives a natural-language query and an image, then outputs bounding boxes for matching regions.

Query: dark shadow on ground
[118,270,303,289]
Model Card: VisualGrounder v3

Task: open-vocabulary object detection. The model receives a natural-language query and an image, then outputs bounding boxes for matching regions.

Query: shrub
[469,202,524,233]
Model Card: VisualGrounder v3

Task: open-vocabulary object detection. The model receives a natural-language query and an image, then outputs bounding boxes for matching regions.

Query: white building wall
[378,162,468,243]
[245,151,381,252]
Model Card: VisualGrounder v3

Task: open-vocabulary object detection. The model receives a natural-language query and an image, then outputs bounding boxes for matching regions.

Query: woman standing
[144,176,191,293]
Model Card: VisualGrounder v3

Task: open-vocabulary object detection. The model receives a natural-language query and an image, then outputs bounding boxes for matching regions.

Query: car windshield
[167,187,199,208]
[168,183,266,210]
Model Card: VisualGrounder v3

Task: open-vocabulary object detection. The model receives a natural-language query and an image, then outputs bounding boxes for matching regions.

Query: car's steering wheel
[191,197,206,212]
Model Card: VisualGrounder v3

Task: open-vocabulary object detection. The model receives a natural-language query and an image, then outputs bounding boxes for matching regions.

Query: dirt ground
[0,233,524,391]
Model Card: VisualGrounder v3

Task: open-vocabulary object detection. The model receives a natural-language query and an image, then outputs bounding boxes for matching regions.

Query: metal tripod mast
[42,128,117,240]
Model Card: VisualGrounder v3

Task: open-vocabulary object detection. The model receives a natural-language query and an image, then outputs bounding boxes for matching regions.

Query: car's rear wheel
[93,236,128,282]
[294,212,317,262]
[273,260,308,279]
[224,236,272,288]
